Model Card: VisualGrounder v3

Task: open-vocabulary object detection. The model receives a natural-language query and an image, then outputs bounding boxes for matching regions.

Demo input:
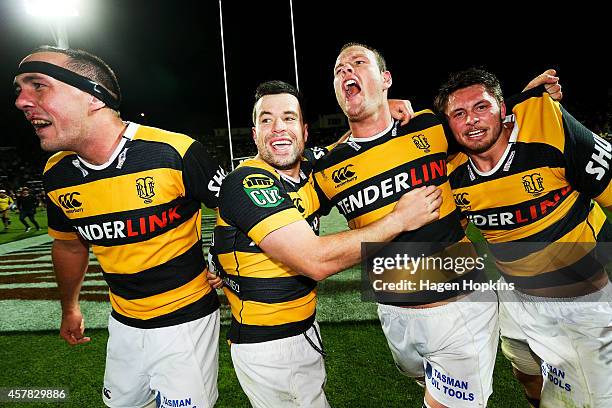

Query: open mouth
[31,119,52,131]
[465,129,486,139]
[344,79,361,99]
[270,139,292,152]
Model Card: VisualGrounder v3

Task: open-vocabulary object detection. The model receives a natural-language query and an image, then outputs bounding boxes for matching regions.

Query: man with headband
[14,46,226,408]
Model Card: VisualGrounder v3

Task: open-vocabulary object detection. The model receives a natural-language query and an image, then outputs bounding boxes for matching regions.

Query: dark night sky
[1,0,610,158]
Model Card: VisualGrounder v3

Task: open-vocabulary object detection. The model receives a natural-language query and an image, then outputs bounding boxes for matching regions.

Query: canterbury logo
[332,165,356,184]
[293,197,305,213]
[454,192,471,208]
[58,192,82,209]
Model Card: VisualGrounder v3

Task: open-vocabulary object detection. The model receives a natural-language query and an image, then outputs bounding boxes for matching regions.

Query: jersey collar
[77,122,138,170]
[469,115,519,177]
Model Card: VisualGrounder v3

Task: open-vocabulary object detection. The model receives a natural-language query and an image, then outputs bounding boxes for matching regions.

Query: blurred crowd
[0,186,44,233]
[0,149,46,233]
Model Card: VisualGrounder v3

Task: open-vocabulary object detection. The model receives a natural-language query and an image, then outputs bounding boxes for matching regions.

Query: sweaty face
[333,46,390,122]
[252,93,307,172]
[14,52,91,152]
[445,85,506,155]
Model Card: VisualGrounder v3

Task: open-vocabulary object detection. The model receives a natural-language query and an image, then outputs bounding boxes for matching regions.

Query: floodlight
[25,0,79,17]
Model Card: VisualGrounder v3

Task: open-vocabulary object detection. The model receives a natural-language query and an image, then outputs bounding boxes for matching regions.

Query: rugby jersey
[314,111,481,305]
[211,150,323,343]
[447,89,612,289]
[0,195,13,211]
[44,122,225,328]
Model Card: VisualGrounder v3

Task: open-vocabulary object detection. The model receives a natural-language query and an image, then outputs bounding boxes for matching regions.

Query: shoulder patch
[242,173,284,208]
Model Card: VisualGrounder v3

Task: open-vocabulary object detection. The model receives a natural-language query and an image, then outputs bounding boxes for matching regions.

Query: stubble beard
[258,141,302,171]
[462,115,504,155]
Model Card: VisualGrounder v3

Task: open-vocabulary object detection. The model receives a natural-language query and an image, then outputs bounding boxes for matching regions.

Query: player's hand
[388,99,414,125]
[392,185,442,231]
[207,270,224,289]
[60,309,90,346]
[523,69,562,101]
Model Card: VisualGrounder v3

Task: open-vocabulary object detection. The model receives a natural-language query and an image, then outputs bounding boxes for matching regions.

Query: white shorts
[498,280,612,407]
[377,290,499,408]
[103,311,220,408]
[230,322,329,408]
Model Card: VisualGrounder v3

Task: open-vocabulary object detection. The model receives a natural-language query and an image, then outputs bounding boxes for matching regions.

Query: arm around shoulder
[259,185,442,281]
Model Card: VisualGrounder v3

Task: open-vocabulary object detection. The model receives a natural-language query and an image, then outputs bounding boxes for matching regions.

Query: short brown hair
[339,42,387,72]
[434,68,503,114]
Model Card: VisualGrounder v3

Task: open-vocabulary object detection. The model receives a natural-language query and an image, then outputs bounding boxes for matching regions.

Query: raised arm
[522,69,562,101]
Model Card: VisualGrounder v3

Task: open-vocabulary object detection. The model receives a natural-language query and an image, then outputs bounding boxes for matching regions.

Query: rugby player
[437,68,612,408]
[0,189,14,231]
[208,80,442,407]
[313,43,560,408]
[14,46,226,408]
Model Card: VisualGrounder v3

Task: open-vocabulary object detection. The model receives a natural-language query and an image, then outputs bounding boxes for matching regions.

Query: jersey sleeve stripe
[47,227,78,240]
[595,180,612,208]
[248,208,303,245]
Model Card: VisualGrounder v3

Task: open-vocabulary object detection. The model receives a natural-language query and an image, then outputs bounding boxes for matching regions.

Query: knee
[424,389,449,408]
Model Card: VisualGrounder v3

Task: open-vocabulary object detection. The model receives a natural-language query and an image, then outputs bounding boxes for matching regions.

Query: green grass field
[0,323,522,408]
[1,207,610,407]
[0,210,48,245]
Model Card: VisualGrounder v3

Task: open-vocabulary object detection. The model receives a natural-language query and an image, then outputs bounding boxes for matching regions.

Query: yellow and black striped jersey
[211,150,323,344]
[0,195,13,211]
[44,122,226,328]
[448,89,612,289]
[314,111,481,305]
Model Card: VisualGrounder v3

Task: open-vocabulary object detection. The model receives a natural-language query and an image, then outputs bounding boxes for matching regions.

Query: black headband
[16,61,121,110]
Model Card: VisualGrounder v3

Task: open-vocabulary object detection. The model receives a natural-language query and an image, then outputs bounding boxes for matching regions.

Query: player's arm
[501,69,563,117]
[182,139,227,209]
[45,189,91,345]
[522,69,562,101]
[220,168,441,281]
[52,237,91,345]
[559,105,612,209]
[334,99,415,145]
[505,89,611,209]
[389,99,414,125]
[259,185,442,281]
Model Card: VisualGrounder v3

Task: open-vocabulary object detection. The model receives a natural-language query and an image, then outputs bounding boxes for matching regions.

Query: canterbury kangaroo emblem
[454,192,471,209]
[332,165,357,184]
[58,192,83,213]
